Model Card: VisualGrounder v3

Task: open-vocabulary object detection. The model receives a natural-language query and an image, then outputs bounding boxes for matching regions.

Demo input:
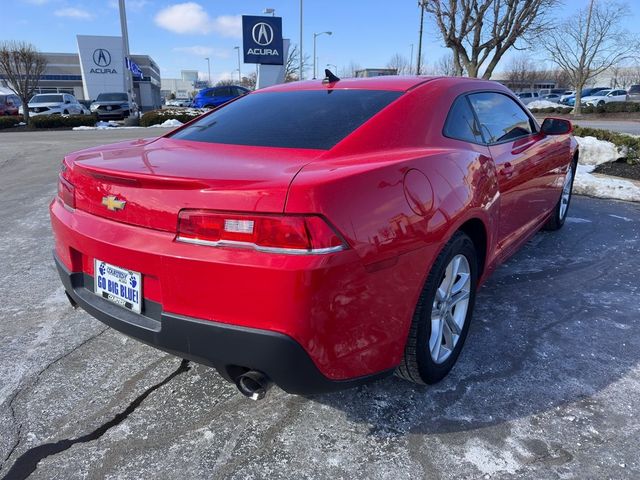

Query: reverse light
[57,174,76,209]
[176,210,348,254]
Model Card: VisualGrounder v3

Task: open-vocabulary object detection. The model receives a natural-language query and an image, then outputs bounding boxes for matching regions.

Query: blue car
[191,85,250,109]
[562,87,608,106]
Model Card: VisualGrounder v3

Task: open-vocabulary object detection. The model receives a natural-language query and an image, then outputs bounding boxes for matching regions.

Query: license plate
[94,259,142,313]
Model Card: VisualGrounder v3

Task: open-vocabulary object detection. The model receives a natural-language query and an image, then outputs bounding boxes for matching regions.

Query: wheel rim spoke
[428,254,472,364]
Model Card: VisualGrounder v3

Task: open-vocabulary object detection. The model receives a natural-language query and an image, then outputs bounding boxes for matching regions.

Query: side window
[443,96,484,144]
[216,87,232,97]
[468,92,534,144]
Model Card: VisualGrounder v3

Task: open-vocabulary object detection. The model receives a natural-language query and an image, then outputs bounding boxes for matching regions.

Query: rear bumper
[55,255,391,394]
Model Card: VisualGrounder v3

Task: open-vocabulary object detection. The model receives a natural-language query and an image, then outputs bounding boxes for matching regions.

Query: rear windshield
[31,94,63,103]
[96,93,128,102]
[170,89,402,149]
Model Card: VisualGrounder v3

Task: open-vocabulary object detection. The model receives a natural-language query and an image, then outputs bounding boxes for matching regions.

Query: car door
[468,92,560,255]
[612,90,627,103]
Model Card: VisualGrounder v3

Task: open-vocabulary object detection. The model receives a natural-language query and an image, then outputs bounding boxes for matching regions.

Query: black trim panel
[55,254,392,395]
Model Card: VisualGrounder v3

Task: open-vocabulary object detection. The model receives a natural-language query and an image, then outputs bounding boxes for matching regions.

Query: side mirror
[541,117,572,135]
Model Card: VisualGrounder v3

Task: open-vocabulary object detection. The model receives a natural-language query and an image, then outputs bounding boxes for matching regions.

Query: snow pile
[575,136,621,165]
[527,100,562,109]
[149,119,184,128]
[157,108,204,117]
[72,121,124,131]
[573,164,640,202]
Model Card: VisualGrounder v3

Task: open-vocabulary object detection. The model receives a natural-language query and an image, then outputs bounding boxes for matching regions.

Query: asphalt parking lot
[1,129,639,479]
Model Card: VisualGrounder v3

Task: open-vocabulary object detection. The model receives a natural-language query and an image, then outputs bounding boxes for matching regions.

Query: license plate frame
[94,259,142,314]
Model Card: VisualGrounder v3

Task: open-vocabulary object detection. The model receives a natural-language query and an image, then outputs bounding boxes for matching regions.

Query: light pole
[234,46,241,82]
[299,0,304,81]
[313,31,332,79]
[205,57,211,86]
[409,43,414,74]
[416,0,427,75]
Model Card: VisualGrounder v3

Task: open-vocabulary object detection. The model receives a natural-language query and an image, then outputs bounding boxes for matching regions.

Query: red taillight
[58,174,75,209]
[177,210,347,254]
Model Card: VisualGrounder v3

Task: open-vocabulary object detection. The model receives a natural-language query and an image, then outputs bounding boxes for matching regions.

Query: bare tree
[0,41,47,125]
[340,61,362,78]
[425,0,558,79]
[432,54,460,76]
[285,44,310,82]
[608,62,640,88]
[544,0,639,114]
[504,54,541,90]
[240,72,257,90]
[387,53,410,75]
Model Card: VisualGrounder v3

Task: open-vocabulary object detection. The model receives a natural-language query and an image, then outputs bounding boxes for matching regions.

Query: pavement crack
[0,327,109,472]
[1,359,191,480]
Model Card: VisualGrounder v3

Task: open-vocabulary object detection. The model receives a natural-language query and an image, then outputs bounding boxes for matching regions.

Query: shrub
[29,114,99,129]
[529,108,539,113]
[573,125,640,165]
[0,116,22,130]
[140,108,204,127]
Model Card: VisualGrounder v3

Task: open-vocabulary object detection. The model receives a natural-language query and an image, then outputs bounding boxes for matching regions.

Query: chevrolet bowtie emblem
[102,195,126,211]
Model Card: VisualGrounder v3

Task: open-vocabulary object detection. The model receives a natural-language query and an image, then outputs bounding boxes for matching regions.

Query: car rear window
[170,89,402,150]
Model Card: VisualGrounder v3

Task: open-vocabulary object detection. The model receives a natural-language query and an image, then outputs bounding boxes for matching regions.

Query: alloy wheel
[559,164,574,220]
[429,254,471,364]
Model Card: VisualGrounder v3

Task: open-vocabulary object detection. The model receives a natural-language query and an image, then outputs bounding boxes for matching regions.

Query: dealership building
[0,37,162,111]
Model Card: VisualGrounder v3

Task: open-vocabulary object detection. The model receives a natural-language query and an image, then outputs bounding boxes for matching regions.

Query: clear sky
[5,0,640,82]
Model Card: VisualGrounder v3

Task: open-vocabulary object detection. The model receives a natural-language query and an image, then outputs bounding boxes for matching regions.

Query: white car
[18,93,86,117]
[166,98,191,107]
[582,89,628,106]
[560,90,575,103]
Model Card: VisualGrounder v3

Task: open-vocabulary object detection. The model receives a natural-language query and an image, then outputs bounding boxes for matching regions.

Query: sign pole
[118,0,135,115]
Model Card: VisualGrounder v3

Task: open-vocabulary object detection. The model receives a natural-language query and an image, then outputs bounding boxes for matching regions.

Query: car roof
[255,75,509,93]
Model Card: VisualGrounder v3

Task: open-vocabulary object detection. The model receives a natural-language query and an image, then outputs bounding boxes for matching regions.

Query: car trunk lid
[67,137,324,232]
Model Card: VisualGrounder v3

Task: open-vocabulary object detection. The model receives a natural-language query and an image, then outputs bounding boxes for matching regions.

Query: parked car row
[2,92,137,120]
[164,85,251,110]
[516,85,640,107]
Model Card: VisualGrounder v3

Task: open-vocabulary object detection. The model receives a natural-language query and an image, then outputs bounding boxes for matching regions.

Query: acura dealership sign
[77,35,125,100]
[242,16,284,65]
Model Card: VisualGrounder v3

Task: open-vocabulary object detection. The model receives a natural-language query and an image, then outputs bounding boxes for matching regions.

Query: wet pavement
[1,129,639,479]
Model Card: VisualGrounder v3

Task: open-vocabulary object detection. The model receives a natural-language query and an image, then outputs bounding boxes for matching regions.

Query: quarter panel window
[443,96,484,144]
[469,92,534,144]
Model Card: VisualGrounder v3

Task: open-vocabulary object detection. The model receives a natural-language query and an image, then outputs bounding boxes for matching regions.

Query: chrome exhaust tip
[235,370,273,401]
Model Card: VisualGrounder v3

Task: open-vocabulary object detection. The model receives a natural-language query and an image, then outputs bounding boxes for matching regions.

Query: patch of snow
[527,100,564,109]
[608,214,633,222]
[17,122,26,126]
[148,119,184,128]
[565,217,592,223]
[575,136,621,165]
[574,164,640,202]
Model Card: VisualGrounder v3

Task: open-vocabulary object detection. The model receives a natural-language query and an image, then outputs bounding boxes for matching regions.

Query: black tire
[543,158,576,231]
[598,100,605,106]
[396,231,478,385]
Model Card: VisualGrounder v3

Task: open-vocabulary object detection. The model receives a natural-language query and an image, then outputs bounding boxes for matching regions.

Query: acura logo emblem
[93,48,112,67]
[252,22,274,46]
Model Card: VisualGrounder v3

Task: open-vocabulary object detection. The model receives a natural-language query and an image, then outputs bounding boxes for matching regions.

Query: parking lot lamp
[205,57,211,86]
[416,0,427,75]
[313,31,332,79]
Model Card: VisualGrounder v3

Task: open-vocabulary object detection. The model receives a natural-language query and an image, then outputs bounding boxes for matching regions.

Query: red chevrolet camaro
[51,75,578,399]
